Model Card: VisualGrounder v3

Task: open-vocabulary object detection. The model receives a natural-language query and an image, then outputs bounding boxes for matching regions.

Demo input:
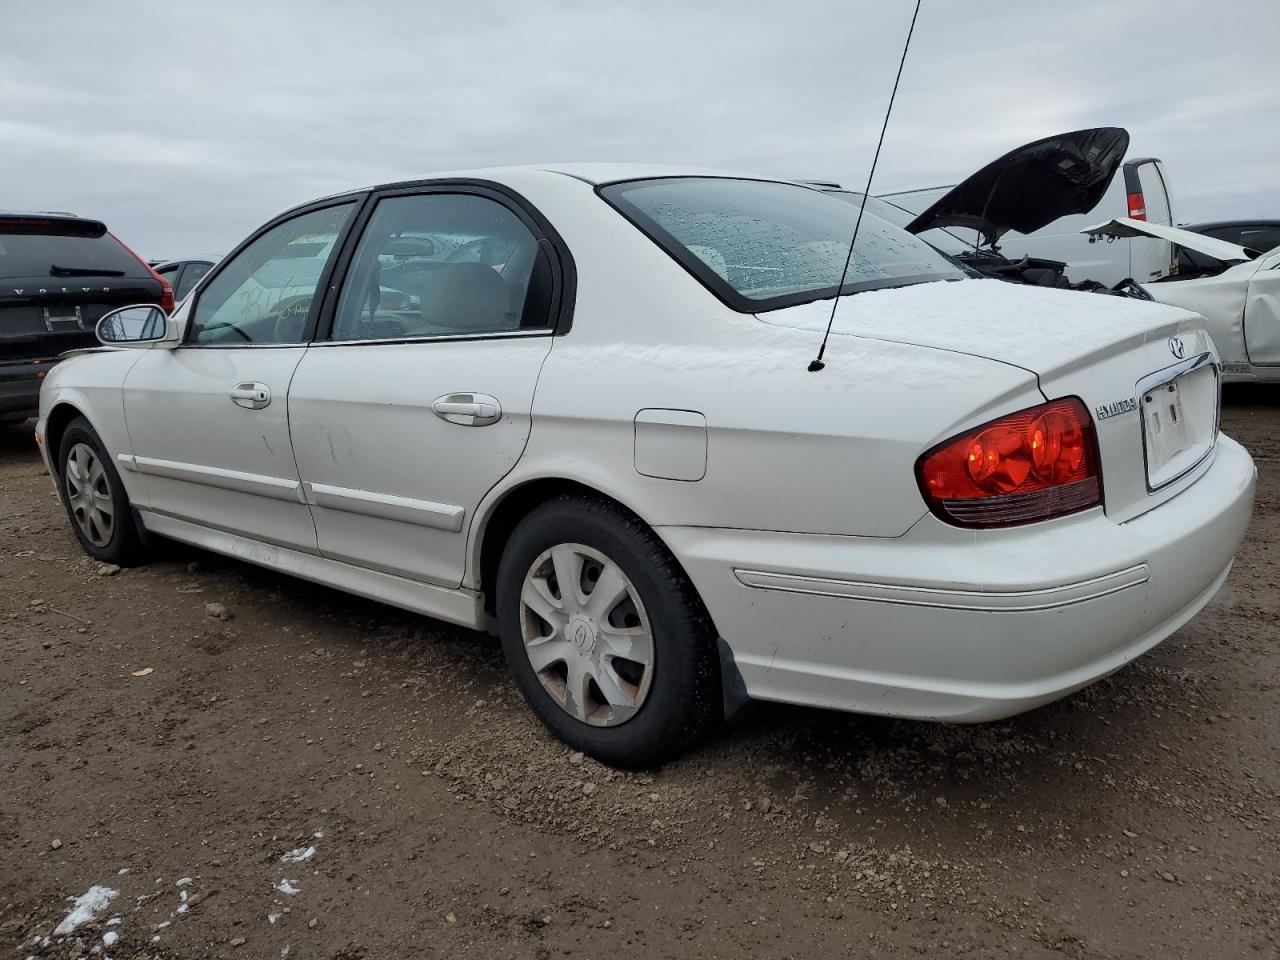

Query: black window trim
[181,194,369,349]
[311,178,577,347]
[597,175,961,315]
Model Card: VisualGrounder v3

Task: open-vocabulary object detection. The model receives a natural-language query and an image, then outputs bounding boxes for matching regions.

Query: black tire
[496,494,721,768]
[57,416,147,566]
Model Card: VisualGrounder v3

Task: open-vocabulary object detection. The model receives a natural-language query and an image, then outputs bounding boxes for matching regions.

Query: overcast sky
[3,0,1276,259]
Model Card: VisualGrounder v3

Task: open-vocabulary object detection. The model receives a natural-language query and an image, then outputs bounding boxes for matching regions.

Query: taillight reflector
[1126,191,1147,220]
[916,397,1102,528]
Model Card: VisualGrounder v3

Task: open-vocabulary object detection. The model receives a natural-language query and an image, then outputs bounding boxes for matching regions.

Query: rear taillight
[916,398,1102,528]
[1126,191,1147,221]
[112,232,176,313]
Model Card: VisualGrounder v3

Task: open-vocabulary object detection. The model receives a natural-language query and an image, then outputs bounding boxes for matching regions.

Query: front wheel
[57,417,146,565]
[496,495,720,768]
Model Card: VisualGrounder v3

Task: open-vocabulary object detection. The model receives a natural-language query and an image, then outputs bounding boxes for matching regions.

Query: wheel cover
[64,442,114,548]
[519,542,655,727]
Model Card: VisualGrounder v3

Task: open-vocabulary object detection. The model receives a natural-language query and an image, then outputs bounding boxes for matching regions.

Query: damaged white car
[1085,217,1280,383]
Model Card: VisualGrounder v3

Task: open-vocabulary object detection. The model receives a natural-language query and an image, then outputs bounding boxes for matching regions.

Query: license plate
[1141,364,1215,489]
[42,305,84,332]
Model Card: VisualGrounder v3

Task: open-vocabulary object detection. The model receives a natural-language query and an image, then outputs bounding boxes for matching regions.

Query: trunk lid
[759,277,1219,522]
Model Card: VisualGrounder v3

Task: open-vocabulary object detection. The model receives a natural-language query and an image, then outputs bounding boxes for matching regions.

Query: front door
[287,189,565,586]
[122,201,359,551]
[1244,251,1280,366]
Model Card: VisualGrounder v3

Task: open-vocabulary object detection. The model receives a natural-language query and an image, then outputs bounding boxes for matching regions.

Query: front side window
[188,203,355,345]
[331,192,551,342]
[600,177,966,312]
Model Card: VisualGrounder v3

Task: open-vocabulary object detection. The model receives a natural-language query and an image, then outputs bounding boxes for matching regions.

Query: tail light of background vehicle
[916,397,1102,528]
[1126,191,1147,220]
[113,233,176,313]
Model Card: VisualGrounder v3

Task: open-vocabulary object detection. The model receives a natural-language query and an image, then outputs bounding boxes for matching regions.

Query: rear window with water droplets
[600,177,966,312]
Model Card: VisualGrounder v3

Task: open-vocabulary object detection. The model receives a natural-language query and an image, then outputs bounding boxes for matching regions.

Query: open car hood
[905,127,1130,246]
[1082,217,1255,263]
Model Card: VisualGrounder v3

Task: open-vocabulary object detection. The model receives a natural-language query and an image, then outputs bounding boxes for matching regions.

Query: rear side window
[0,220,143,279]
[600,177,965,312]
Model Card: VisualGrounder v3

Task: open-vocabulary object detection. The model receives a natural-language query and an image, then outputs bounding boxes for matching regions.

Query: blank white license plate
[1142,365,1215,489]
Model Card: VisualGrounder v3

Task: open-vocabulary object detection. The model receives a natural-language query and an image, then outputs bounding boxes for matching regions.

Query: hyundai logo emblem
[1168,336,1186,359]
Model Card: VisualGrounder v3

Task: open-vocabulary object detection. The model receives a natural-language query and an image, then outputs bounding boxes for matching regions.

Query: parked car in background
[36,166,1254,766]
[1085,217,1280,382]
[876,128,1176,288]
[0,211,173,422]
[1186,220,1280,253]
[153,258,216,302]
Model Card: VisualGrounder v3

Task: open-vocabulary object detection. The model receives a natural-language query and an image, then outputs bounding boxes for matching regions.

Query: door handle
[432,393,501,426]
[230,382,271,410]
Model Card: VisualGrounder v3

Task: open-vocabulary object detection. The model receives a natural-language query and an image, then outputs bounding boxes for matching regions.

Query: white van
[879,149,1176,288]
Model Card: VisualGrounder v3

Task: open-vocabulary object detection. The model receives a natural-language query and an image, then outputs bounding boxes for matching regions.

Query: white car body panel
[288,335,553,587]
[35,164,1257,726]
[1084,218,1280,380]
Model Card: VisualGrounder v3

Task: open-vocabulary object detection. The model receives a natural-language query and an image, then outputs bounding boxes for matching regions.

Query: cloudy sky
[3,0,1276,259]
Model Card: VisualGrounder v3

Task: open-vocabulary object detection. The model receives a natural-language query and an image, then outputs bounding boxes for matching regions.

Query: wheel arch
[472,474,746,723]
[44,401,89,472]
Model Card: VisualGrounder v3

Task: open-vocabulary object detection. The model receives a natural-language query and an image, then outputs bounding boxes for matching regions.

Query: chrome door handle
[230,382,271,410]
[432,393,501,426]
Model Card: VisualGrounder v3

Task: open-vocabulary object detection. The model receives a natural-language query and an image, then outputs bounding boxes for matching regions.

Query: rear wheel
[496,495,720,768]
[57,417,146,565]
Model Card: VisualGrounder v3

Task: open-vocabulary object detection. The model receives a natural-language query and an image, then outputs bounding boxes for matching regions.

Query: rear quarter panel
[473,173,1043,555]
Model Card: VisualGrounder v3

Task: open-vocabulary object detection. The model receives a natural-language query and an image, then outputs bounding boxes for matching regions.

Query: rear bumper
[0,358,58,417]
[661,435,1256,722]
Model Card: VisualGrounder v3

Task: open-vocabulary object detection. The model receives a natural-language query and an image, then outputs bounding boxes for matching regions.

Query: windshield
[600,177,966,312]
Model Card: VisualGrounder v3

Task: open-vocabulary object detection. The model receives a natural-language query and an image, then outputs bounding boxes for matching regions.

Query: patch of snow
[54,886,119,936]
[280,846,315,863]
[103,930,119,947]
[106,918,121,926]
[275,879,300,896]
[176,877,192,886]
[268,912,281,925]
[116,868,129,876]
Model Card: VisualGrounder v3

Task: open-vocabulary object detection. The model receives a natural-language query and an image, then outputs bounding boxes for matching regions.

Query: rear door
[122,201,359,552]
[287,186,566,587]
[1126,160,1176,282]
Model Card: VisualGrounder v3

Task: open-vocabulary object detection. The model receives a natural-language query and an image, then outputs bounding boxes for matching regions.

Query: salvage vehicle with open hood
[1084,217,1280,382]
[869,127,1176,290]
[35,165,1255,766]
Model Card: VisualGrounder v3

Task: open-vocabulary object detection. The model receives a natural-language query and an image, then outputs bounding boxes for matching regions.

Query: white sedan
[36,166,1255,766]
[1083,217,1280,383]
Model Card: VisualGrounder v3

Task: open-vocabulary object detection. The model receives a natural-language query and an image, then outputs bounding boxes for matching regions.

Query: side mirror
[96,304,172,347]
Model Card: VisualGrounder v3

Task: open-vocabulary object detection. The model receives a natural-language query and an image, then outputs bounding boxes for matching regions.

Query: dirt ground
[1,388,1277,960]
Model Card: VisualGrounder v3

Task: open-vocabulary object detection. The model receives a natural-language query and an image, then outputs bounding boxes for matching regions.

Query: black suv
[1,211,173,421]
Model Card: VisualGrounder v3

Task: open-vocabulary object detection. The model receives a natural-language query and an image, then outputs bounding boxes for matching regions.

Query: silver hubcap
[519,543,655,727]
[65,442,114,548]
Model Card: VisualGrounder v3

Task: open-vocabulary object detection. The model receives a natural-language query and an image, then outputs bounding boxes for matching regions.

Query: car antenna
[808,0,923,373]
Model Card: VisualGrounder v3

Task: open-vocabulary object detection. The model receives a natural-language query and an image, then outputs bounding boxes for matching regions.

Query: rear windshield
[0,221,143,279]
[599,177,966,311]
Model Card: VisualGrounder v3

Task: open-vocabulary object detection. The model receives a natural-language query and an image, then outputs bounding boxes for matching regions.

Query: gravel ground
[2,387,1277,959]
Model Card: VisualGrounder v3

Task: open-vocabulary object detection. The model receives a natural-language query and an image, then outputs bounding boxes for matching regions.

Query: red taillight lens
[111,232,176,313]
[1126,191,1147,221]
[916,398,1101,528]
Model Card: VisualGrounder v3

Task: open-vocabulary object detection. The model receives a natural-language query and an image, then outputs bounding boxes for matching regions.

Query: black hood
[905,127,1130,247]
